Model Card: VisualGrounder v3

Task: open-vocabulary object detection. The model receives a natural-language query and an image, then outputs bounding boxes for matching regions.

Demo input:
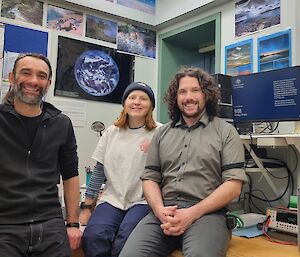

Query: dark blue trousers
[82,202,149,257]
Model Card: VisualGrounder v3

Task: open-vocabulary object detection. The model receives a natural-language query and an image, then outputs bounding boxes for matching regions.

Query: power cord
[258,215,297,245]
[226,212,244,229]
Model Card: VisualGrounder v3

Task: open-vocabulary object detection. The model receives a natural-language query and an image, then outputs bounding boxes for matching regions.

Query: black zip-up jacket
[0,102,78,224]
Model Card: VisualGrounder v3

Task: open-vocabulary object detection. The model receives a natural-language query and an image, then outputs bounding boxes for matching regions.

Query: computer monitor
[231,66,300,124]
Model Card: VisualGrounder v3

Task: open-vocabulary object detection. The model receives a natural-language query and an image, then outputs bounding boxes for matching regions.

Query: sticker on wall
[235,0,280,37]
[225,39,253,76]
[257,29,291,72]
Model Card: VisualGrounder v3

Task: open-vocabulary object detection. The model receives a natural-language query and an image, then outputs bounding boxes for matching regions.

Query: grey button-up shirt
[142,112,247,208]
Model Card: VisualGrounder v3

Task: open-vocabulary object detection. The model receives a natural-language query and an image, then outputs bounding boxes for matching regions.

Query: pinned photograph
[225,39,253,76]
[1,0,43,26]
[117,0,155,15]
[258,29,291,72]
[55,36,134,103]
[117,23,156,58]
[86,15,117,44]
[235,0,280,37]
[47,5,83,35]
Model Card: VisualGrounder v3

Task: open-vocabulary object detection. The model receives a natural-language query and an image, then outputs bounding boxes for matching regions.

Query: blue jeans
[83,202,149,257]
[0,218,70,257]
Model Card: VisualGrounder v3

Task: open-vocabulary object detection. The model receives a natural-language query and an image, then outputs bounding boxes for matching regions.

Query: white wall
[156,0,298,72]
[64,0,217,26]
[221,0,297,73]
[65,0,155,25]
[155,0,214,25]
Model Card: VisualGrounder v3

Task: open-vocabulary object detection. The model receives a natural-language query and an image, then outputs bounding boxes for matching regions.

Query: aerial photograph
[47,5,84,36]
[86,15,117,44]
[1,0,43,25]
[235,0,280,37]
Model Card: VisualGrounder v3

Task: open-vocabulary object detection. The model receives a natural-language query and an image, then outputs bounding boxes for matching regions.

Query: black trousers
[0,218,70,257]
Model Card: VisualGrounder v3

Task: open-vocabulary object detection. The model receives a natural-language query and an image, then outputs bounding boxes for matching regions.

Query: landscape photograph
[1,0,43,25]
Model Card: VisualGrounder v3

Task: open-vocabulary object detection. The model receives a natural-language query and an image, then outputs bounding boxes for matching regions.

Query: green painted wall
[157,13,221,123]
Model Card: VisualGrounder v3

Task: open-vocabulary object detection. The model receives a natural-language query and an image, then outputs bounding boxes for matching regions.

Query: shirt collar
[175,111,210,128]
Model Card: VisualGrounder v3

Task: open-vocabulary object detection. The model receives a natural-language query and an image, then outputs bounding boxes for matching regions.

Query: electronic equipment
[239,213,265,228]
[231,66,300,124]
[266,207,297,235]
[213,73,233,120]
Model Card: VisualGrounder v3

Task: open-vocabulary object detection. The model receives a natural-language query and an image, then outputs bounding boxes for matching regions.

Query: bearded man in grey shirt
[119,66,248,257]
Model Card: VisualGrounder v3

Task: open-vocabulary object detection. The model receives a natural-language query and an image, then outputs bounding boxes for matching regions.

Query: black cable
[244,189,271,213]
[270,122,279,133]
[286,165,294,196]
[259,122,272,134]
[249,192,267,214]
[250,189,272,207]
[248,169,290,203]
[264,159,294,196]
[244,173,252,213]
[289,145,299,175]
[241,130,297,213]
[243,133,254,212]
[265,166,288,179]
[259,122,279,134]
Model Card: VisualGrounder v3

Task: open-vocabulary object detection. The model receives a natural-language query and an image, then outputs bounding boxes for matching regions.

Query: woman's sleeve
[85,161,107,200]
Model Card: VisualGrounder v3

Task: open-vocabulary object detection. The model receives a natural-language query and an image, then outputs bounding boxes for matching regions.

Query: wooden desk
[168,236,299,257]
[72,236,299,257]
[227,236,299,257]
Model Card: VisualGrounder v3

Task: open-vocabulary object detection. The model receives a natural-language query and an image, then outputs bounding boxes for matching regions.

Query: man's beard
[13,82,46,106]
[180,102,203,119]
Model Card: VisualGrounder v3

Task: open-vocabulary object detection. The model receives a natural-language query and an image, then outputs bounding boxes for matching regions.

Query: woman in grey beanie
[80,81,161,257]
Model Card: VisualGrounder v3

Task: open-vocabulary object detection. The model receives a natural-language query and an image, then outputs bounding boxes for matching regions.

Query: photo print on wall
[47,5,84,35]
[55,36,134,104]
[225,39,253,76]
[86,14,117,44]
[117,0,155,15]
[1,0,43,26]
[235,0,280,37]
[117,23,156,58]
[258,29,291,72]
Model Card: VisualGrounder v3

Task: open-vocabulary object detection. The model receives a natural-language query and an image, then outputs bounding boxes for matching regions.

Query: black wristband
[80,202,93,210]
[66,222,80,228]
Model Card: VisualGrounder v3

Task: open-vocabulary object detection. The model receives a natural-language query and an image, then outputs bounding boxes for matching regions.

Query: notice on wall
[51,99,87,127]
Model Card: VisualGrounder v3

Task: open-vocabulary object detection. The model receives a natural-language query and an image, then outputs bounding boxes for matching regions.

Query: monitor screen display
[232,66,300,123]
